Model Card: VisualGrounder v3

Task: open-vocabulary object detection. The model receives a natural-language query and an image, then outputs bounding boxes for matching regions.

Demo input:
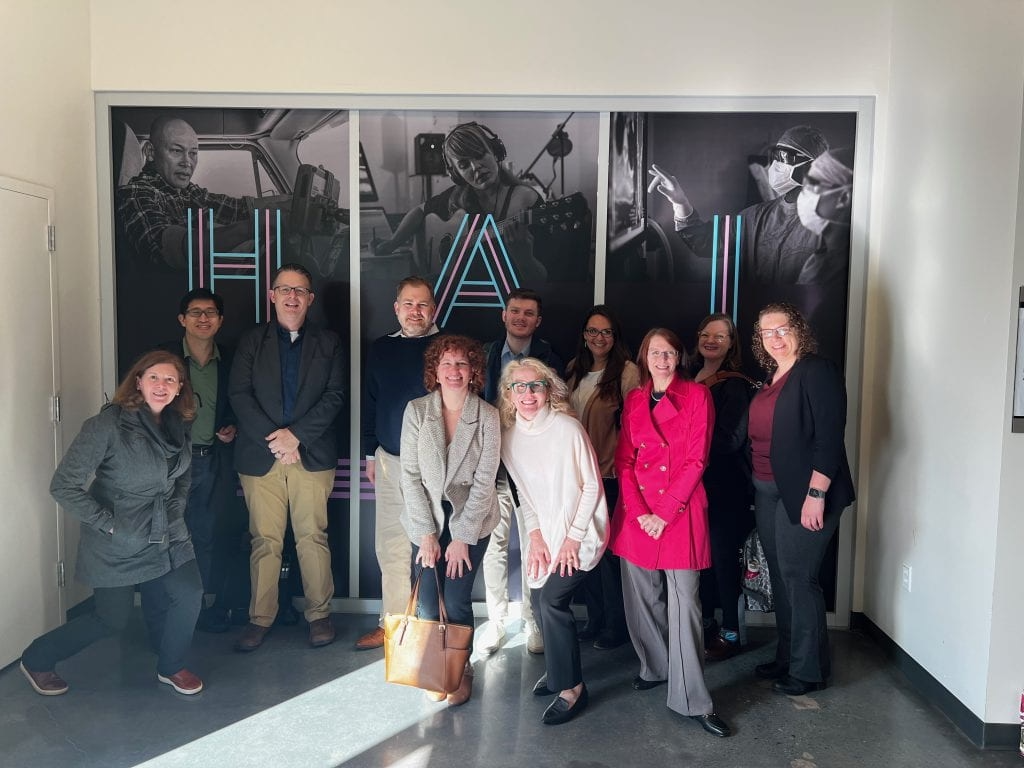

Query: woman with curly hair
[21,350,203,697]
[399,334,500,707]
[499,358,608,726]
[748,302,854,696]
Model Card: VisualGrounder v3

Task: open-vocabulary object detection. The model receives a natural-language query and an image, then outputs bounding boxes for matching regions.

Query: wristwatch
[807,487,826,499]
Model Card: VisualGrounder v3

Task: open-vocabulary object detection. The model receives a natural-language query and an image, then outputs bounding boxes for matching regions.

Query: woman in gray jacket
[20,350,204,696]
[401,335,501,707]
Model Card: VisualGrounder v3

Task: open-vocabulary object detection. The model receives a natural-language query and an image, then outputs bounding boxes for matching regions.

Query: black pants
[700,481,753,633]
[579,478,626,635]
[411,502,489,630]
[22,560,202,678]
[531,566,589,692]
[753,478,841,682]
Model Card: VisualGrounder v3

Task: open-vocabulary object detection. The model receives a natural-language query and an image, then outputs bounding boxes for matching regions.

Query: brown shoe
[704,633,741,662]
[235,622,271,652]
[157,668,204,695]
[20,661,68,696]
[308,617,336,648]
[446,662,474,707]
[354,626,385,650]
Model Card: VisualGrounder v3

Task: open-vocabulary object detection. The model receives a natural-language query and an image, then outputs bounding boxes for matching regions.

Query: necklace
[650,390,665,403]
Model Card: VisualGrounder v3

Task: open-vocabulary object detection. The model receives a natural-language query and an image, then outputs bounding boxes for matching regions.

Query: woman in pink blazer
[611,327,731,739]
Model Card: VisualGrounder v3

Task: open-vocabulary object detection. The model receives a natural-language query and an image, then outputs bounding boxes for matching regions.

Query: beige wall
[2,0,99,607]
[1,0,1015,725]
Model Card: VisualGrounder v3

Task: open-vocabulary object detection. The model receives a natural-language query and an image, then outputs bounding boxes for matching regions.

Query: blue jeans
[22,560,202,677]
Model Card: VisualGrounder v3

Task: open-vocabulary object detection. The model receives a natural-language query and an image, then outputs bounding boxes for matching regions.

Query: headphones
[443,122,507,186]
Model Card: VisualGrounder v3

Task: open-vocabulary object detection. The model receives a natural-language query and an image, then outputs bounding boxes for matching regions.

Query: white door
[0,177,62,667]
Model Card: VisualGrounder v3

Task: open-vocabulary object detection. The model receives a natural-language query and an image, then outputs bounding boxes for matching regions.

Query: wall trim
[851,612,1019,750]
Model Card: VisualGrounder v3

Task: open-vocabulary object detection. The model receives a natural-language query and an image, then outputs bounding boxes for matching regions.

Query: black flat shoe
[533,675,554,697]
[772,675,826,696]
[754,661,789,680]
[691,713,731,738]
[632,676,667,691]
[542,684,588,725]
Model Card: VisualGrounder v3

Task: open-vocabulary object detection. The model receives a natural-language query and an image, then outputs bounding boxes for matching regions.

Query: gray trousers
[621,560,713,716]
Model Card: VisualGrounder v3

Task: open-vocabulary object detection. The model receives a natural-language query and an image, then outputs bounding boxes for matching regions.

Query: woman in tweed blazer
[400,334,501,707]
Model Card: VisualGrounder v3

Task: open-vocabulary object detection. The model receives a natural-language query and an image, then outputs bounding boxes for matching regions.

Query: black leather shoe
[196,607,230,634]
[691,713,732,738]
[755,661,789,679]
[533,675,554,697]
[632,676,667,691]
[542,684,588,725]
[577,622,602,641]
[593,631,629,650]
[772,675,826,696]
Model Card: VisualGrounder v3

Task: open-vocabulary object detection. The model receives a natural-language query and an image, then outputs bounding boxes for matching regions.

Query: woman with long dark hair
[21,350,203,696]
[565,305,639,649]
[692,313,755,661]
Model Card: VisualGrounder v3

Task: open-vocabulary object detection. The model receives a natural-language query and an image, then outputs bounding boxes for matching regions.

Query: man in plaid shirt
[116,115,254,269]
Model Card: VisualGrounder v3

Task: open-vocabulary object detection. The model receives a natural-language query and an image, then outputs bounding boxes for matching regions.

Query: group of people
[19,117,854,740]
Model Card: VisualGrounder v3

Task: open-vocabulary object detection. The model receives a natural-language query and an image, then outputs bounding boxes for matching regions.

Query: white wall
[84,0,1024,724]
[2,0,100,607]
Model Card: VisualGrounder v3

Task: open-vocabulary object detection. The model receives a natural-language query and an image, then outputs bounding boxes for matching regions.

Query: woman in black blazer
[747,302,854,696]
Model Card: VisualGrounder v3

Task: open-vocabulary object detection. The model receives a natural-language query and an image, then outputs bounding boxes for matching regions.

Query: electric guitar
[418,192,589,273]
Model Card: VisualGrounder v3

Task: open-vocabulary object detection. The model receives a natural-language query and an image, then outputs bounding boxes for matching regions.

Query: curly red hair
[422,335,487,394]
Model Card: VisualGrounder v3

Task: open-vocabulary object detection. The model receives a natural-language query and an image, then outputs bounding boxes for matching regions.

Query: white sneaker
[476,621,506,656]
[525,622,544,655]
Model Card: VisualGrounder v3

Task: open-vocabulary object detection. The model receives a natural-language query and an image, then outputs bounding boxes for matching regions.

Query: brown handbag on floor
[384,568,474,694]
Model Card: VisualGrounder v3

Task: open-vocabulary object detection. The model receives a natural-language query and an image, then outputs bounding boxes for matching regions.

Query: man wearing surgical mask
[795,148,854,286]
[648,125,833,285]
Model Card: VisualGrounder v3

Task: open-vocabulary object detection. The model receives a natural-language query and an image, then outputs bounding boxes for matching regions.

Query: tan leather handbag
[384,569,474,694]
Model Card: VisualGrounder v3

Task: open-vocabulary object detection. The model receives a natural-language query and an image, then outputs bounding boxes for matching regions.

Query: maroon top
[748,369,792,481]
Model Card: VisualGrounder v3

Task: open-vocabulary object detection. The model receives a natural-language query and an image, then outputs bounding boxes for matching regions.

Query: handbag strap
[406,566,452,625]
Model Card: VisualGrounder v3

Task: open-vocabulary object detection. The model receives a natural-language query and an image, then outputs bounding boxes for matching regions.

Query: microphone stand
[519,112,575,199]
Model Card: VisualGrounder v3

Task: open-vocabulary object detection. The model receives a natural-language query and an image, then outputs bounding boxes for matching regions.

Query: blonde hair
[498,357,572,428]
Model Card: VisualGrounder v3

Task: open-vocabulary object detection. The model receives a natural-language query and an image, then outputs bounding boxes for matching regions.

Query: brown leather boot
[446,662,474,707]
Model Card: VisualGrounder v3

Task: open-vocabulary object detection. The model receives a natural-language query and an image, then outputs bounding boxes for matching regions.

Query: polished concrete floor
[1,611,1020,768]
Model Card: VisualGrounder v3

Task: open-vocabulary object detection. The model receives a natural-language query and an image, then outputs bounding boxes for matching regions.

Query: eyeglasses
[272,285,311,298]
[184,308,220,319]
[647,350,680,360]
[584,328,614,339]
[698,332,729,343]
[759,326,794,340]
[507,380,549,394]
[771,146,811,166]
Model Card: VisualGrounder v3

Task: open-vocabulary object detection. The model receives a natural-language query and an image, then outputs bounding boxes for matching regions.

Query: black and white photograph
[108,105,353,597]
[606,111,857,372]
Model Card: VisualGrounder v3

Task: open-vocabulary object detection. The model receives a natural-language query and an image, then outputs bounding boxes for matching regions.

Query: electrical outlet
[902,564,912,593]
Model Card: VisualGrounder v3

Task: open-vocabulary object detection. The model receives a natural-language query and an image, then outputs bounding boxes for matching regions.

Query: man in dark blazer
[229,263,346,652]
[157,287,237,634]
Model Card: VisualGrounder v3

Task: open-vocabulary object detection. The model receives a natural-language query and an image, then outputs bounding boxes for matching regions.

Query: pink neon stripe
[482,231,513,293]
[722,216,730,312]
[265,223,272,319]
[437,215,480,311]
[198,209,205,284]
[265,209,270,273]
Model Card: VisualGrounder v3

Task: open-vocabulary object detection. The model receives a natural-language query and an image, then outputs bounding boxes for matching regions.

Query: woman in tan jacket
[565,305,639,650]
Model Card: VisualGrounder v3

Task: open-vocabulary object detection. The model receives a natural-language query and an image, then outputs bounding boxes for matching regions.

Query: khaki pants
[239,461,335,626]
[373,448,413,622]
[482,480,535,626]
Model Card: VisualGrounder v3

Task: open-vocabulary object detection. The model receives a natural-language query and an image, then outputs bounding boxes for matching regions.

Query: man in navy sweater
[355,276,440,649]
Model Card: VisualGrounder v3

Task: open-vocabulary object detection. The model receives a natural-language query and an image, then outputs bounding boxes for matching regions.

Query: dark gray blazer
[399,391,501,545]
[229,321,346,476]
[768,354,855,524]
